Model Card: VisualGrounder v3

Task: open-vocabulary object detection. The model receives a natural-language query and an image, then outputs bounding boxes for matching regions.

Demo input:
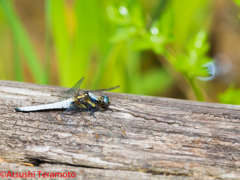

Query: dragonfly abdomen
[15,99,73,112]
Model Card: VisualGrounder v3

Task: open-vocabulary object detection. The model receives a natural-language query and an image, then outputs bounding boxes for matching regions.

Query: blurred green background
[0,0,240,104]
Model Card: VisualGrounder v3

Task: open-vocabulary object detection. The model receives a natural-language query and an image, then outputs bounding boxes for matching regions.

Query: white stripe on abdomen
[16,98,73,112]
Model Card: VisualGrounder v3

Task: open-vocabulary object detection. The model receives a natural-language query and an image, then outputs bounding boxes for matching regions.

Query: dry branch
[0,80,240,179]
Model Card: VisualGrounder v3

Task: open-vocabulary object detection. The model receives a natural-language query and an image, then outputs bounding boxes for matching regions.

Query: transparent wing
[89,85,120,92]
[61,105,86,116]
[61,105,88,126]
[59,77,85,100]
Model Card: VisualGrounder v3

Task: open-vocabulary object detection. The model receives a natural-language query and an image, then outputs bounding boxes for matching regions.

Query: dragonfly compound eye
[100,95,110,109]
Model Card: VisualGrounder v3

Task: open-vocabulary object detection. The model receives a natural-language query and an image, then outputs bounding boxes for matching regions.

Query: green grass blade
[44,0,52,84]
[0,57,6,79]
[0,0,46,84]
[92,42,123,89]
[49,0,70,87]
[152,0,172,21]
[172,0,212,51]
[72,0,102,88]
[12,29,24,82]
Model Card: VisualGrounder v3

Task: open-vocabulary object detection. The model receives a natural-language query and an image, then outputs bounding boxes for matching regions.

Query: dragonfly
[15,77,123,138]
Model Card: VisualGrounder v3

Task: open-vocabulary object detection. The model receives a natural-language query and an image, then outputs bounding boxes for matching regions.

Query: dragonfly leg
[107,108,113,112]
[90,111,96,118]
[95,103,103,112]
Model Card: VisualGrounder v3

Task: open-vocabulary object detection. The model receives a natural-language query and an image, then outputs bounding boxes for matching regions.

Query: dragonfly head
[99,95,110,109]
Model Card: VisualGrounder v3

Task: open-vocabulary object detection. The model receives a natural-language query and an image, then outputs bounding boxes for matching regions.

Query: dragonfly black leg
[95,103,103,112]
[90,111,96,118]
[107,108,113,112]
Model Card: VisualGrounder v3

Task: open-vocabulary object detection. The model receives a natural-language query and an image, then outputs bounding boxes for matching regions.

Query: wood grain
[0,80,240,179]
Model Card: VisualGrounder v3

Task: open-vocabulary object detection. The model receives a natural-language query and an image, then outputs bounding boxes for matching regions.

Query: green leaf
[174,31,212,78]
[131,7,174,54]
[107,1,145,44]
[131,33,152,51]
[109,28,131,43]
[218,85,240,105]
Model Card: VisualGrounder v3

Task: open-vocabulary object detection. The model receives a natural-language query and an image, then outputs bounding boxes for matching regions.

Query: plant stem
[185,75,205,101]
[164,49,205,101]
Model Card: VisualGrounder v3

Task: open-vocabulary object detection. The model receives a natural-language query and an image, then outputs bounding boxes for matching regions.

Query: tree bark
[0,80,240,179]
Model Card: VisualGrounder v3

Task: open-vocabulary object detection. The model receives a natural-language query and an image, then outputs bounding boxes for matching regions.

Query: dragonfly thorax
[88,92,98,102]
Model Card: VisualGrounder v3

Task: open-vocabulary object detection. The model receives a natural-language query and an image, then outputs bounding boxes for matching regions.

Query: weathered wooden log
[0,80,240,179]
